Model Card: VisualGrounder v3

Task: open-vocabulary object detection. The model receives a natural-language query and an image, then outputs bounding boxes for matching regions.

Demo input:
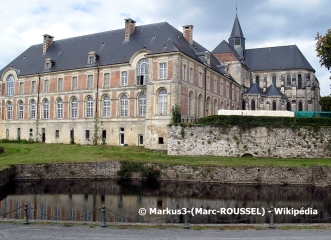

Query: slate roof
[244,45,314,71]
[0,22,225,78]
[229,15,245,39]
[243,82,265,96]
[211,40,240,59]
[264,84,287,98]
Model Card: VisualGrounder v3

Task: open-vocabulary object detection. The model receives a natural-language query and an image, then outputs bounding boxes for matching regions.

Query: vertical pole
[23,204,29,225]
[269,206,275,228]
[183,208,190,229]
[101,206,106,227]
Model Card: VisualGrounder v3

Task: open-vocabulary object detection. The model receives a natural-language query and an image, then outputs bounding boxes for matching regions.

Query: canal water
[1,179,330,224]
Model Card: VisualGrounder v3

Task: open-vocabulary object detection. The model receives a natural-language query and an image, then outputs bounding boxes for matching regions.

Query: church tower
[228,13,245,59]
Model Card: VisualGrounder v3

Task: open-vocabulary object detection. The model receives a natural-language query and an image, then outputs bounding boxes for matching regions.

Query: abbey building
[0,15,320,149]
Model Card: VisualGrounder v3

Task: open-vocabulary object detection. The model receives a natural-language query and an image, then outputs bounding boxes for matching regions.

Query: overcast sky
[0,0,330,95]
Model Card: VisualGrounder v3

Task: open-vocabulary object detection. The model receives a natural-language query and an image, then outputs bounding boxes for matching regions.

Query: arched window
[287,74,291,86]
[298,101,303,111]
[188,92,193,116]
[30,100,36,119]
[43,99,49,119]
[255,76,260,86]
[272,75,276,86]
[206,97,210,116]
[298,74,302,89]
[120,95,128,117]
[103,96,110,117]
[220,101,224,110]
[57,99,63,119]
[287,102,291,111]
[137,58,148,85]
[6,75,15,96]
[197,94,202,118]
[18,101,24,120]
[272,101,276,111]
[86,97,93,118]
[242,100,245,110]
[138,94,146,116]
[214,99,218,115]
[7,101,12,119]
[158,89,167,115]
[251,99,256,110]
[71,98,78,118]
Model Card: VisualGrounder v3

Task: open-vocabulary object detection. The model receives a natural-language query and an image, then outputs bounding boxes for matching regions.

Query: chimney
[124,18,136,41]
[183,25,194,45]
[43,34,54,54]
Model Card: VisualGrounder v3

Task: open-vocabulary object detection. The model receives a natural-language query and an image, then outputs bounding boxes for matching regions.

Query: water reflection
[1,179,331,224]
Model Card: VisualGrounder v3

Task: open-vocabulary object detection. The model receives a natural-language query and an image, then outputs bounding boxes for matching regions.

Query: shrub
[0,146,4,154]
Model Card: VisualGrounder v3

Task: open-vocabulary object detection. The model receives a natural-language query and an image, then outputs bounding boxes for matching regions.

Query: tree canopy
[315,29,331,76]
[321,95,331,111]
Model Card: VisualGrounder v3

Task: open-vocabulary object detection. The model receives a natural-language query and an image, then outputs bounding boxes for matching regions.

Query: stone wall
[8,161,331,186]
[168,125,331,158]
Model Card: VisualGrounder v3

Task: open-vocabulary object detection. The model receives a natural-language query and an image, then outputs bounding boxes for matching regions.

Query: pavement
[0,222,331,240]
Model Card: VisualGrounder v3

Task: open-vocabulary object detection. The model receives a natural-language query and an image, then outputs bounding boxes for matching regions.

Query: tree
[171,104,181,123]
[315,29,331,79]
[320,95,331,111]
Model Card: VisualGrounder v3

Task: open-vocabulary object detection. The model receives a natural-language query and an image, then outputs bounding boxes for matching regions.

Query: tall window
[19,82,24,95]
[206,76,210,90]
[6,75,14,96]
[137,58,148,85]
[121,71,128,86]
[256,76,260,86]
[138,94,146,116]
[72,77,77,90]
[103,73,110,88]
[189,67,193,83]
[214,79,217,93]
[272,101,276,111]
[30,100,36,119]
[18,101,24,120]
[57,99,63,119]
[287,102,291,111]
[31,81,36,94]
[86,97,93,118]
[43,100,49,119]
[188,92,193,116]
[71,98,78,118]
[7,102,12,120]
[287,74,291,86]
[58,78,63,92]
[159,63,167,79]
[103,96,110,117]
[87,75,93,90]
[44,80,49,93]
[272,75,276,86]
[298,102,303,111]
[198,72,202,87]
[220,82,223,95]
[183,65,187,81]
[158,89,167,115]
[120,95,128,117]
[251,99,256,110]
[298,74,302,89]
[214,99,218,115]
[197,94,202,118]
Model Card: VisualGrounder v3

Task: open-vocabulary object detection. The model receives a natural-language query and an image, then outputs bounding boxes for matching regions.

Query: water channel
[1,179,331,224]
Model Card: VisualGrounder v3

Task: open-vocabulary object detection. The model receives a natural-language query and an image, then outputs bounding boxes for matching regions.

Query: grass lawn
[0,142,331,170]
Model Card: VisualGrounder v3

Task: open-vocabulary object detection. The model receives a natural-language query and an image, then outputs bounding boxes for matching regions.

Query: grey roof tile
[0,22,226,78]
[264,83,288,98]
[244,45,314,71]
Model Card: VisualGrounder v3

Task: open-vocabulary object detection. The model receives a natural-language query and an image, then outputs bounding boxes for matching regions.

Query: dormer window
[44,58,53,70]
[87,51,97,65]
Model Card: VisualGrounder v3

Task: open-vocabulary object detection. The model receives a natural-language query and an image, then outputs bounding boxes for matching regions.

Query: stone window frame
[120,94,128,117]
[44,58,53,71]
[136,58,148,85]
[188,91,194,116]
[158,88,167,115]
[30,99,36,119]
[43,99,49,119]
[7,101,13,120]
[102,95,111,118]
[87,51,97,65]
[57,98,64,119]
[18,100,24,120]
[159,62,167,79]
[86,96,94,118]
[71,97,78,119]
[138,93,146,117]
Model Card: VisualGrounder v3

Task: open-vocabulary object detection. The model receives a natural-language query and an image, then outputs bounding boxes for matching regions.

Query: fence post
[23,204,29,225]
[101,206,107,227]
[268,206,275,228]
[183,208,190,229]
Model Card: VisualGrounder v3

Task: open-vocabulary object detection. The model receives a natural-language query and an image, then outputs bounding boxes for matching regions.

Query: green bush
[0,146,4,154]
[198,115,331,131]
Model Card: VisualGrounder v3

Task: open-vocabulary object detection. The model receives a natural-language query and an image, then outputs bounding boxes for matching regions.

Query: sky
[0,0,330,96]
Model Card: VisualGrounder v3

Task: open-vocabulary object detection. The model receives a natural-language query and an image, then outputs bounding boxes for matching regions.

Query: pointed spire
[229,15,244,39]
